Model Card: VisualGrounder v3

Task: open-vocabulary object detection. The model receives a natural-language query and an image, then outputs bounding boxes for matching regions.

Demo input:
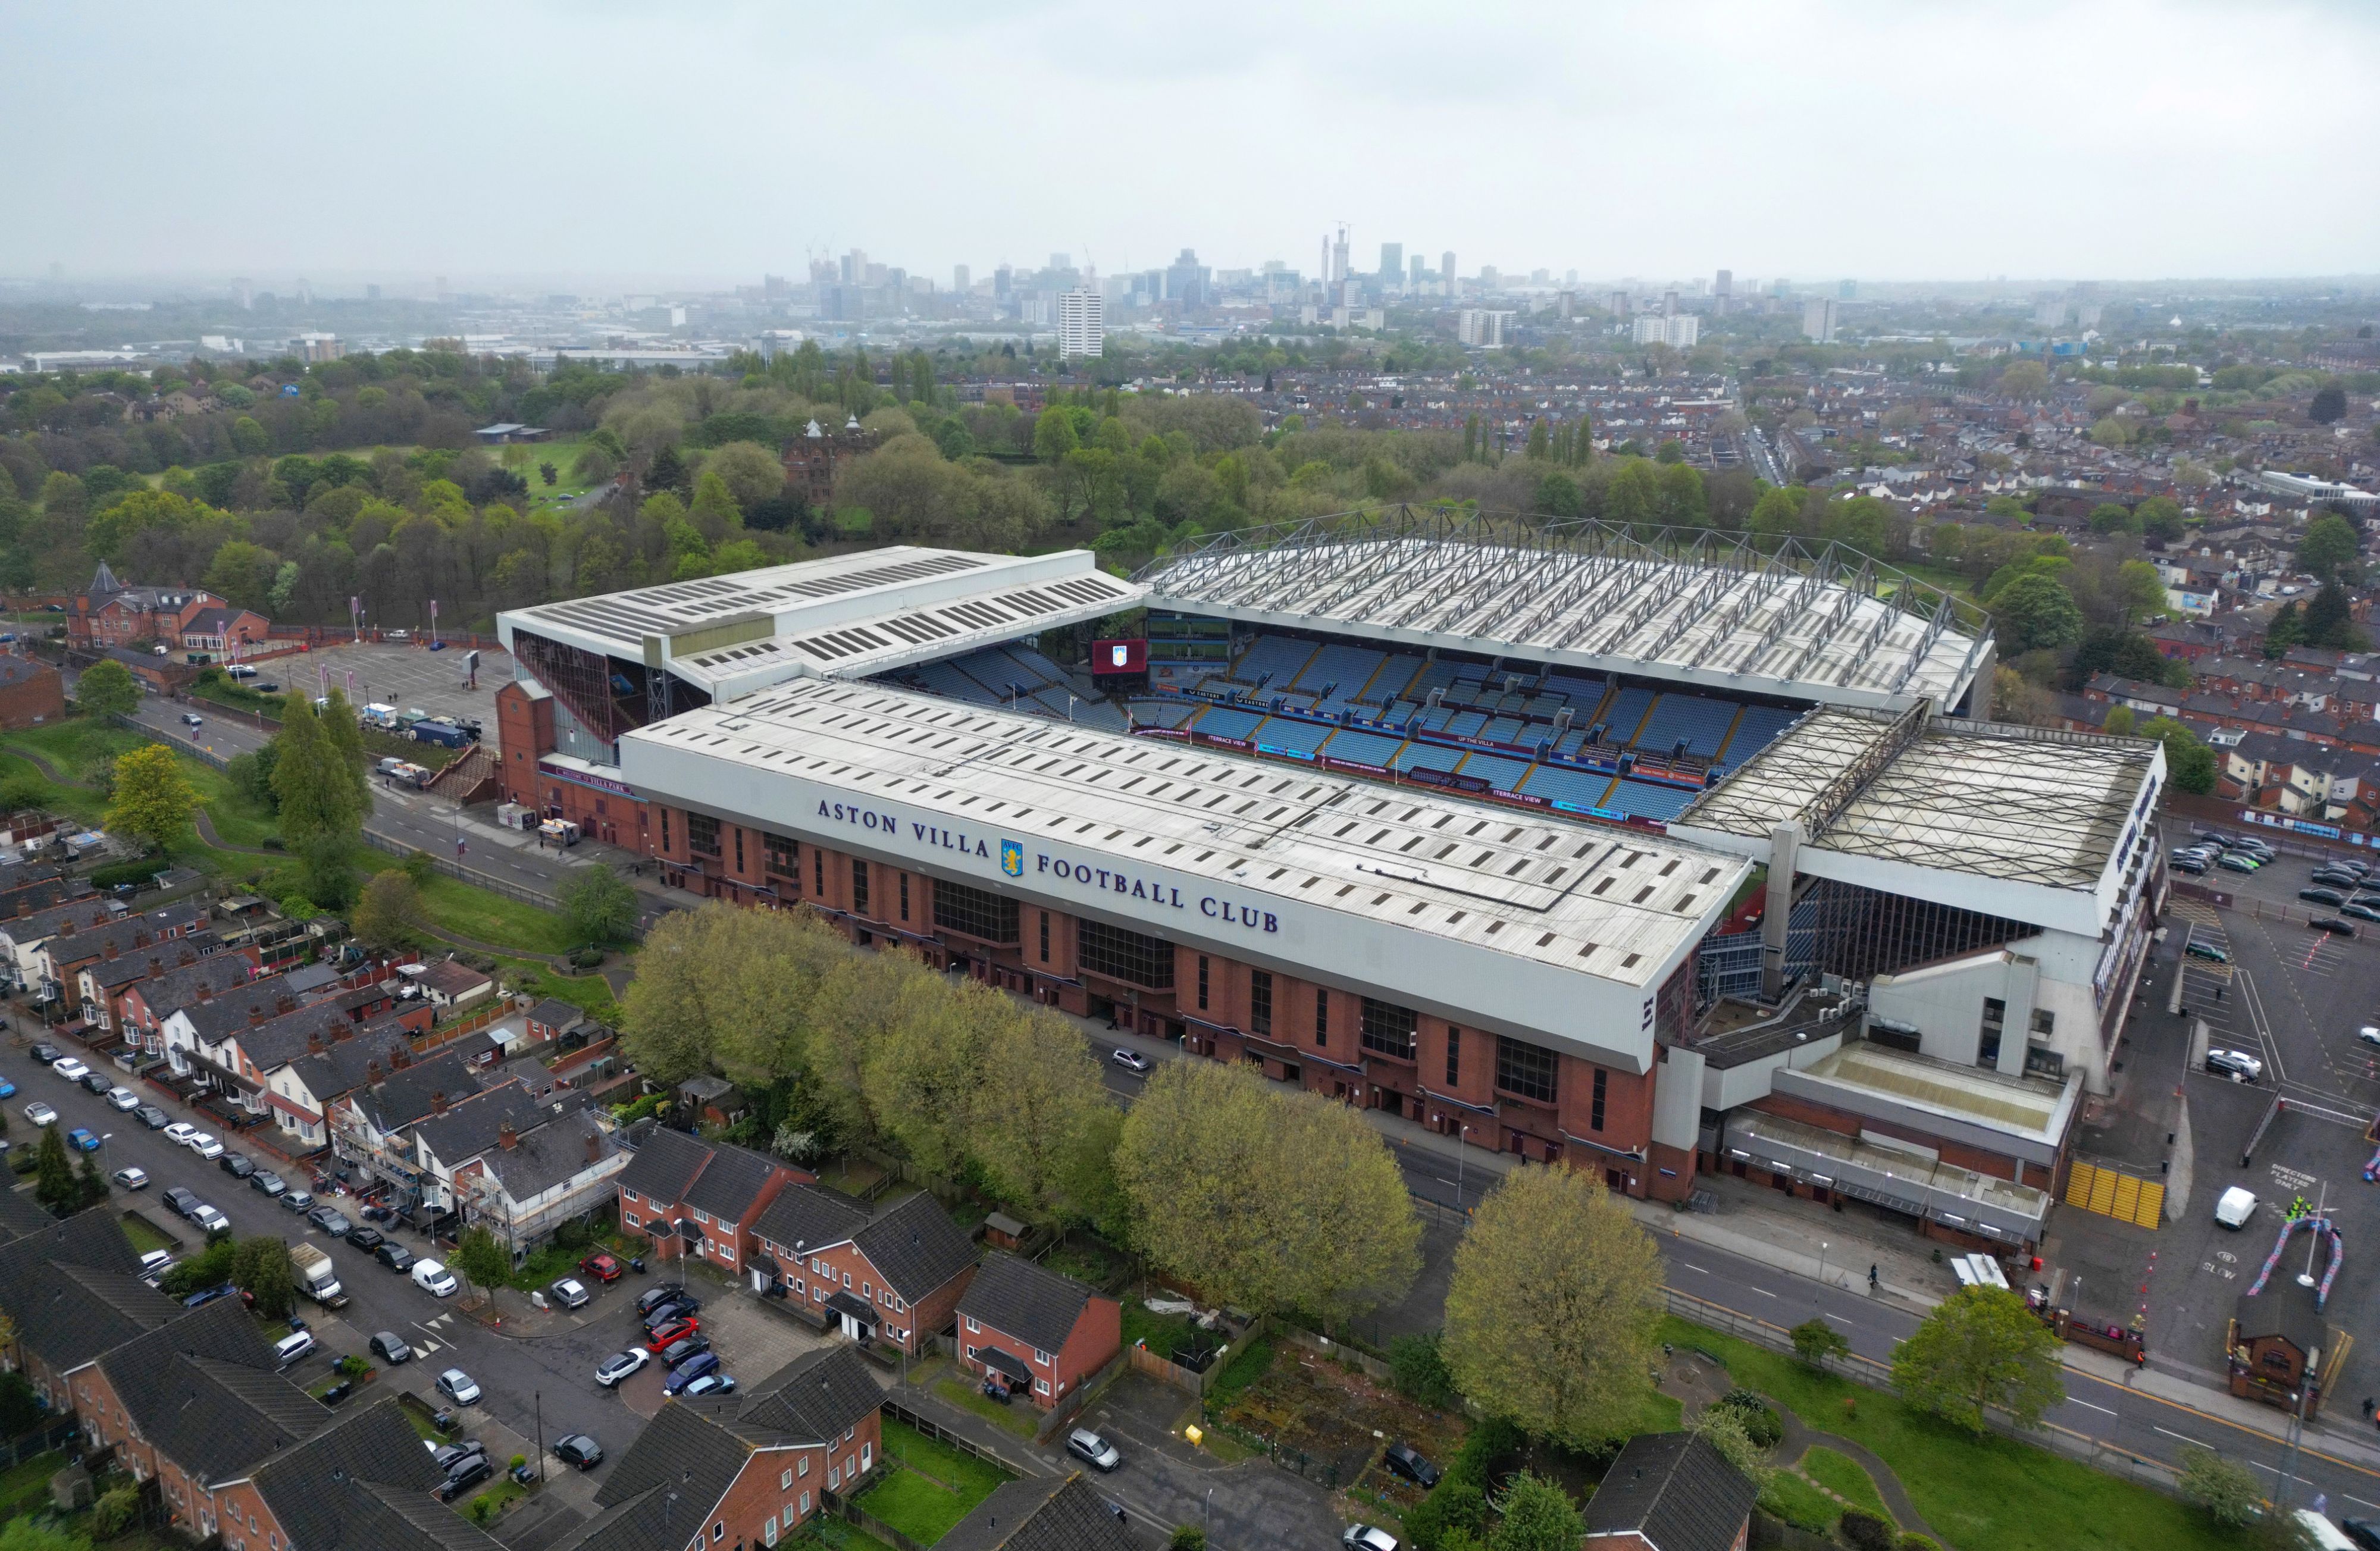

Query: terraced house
[750,1187,979,1354]
[615,1129,810,1274]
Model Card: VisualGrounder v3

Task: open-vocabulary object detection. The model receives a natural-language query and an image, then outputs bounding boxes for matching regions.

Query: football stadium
[495,510,2166,1249]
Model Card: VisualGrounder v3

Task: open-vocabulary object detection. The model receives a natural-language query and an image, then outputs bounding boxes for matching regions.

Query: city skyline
[9,1,2379,286]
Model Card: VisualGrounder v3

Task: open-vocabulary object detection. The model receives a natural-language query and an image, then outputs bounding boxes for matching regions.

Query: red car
[579,1252,622,1283]
[645,1316,700,1352]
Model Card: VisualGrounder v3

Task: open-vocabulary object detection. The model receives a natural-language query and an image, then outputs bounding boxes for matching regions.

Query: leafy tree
[1486,1472,1583,1551]
[1998,361,2049,400]
[93,1483,142,1539]
[1889,1285,2064,1433]
[33,1126,74,1214]
[0,1372,39,1438]
[75,659,139,717]
[1389,1330,1460,1408]
[2298,513,2361,582]
[454,1225,511,1293]
[1166,1529,1206,1551]
[966,997,1121,1227]
[1790,1317,1850,1367]
[1991,573,2084,652]
[2310,384,2348,424]
[2135,496,2186,542]
[158,1240,236,1298]
[1525,421,1549,460]
[269,696,360,847]
[231,1235,296,1319]
[2087,503,2135,535]
[2304,582,2366,649]
[2175,1446,2262,1527]
[0,1515,96,1551]
[318,690,371,813]
[1689,1404,1773,1487]
[2103,705,2136,737]
[2140,715,2218,794]
[1442,1163,1660,1447]
[1113,1060,1420,1322]
[539,462,558,487]
[2264,600,2304,659]
[561,864,639,945]
[644,443,689,497]
[2115,559,2167,625]
[104,744,198,853]
[73,1148,105,1210]
[619,903,850,1092]
[1032,407,1081,464]
[351,871,422,946]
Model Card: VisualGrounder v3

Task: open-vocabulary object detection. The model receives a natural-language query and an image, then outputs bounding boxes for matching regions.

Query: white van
[2293,1511,2357,1551]
[272,1330,315,1368]
[2215,1186,2259,1230]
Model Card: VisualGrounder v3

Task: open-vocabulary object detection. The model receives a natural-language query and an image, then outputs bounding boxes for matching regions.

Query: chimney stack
[585,1132,602,1164]
[104,941,118,960]
[498,1121,517,1151]
[431,1090,447,1115]
[197,982,212,1002]
[307,1029,325,1054]
[366,1058,383,1085]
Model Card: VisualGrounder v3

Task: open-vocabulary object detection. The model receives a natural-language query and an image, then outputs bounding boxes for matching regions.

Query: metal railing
[358,830,564,913]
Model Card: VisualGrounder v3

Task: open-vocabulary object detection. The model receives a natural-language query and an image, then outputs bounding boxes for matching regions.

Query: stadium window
[851,859,870,917]
[765,833,798,879]
[1250,970,1273,1035]
[660,810,670,853]
[1038,911,1050,963]
[1495,1035,1558,1104]
[813,848,825,896]
[933,879,1019,943]
[898,873,910,922]
[1446,1025,1461,1086]
[687,813,720,857]
[1197,955,1209,1011]
[1591,1068,1607,1132]
[734,827,745,873]
[1076,919,1176,989]
[1315,988,1329,1047]
[1360,997,1417,1061]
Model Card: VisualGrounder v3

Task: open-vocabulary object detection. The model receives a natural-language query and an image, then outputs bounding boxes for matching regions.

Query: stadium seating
[1391,742,1464,775]
[1190,705,1267,741]
[1518,765,1619,811]
[1720,704,1802,761]
[1600,686,1658,744]
[1128,699,1200,729]
[1234,634,1319,688]
[1457,753,1535,792]
[1605,779,1700,822]
[1292,642,1388,697]
[1319,729,1404,767]
[1251,718,1333,759]
[1364,655,1427,703]
[1633,693,1740,758]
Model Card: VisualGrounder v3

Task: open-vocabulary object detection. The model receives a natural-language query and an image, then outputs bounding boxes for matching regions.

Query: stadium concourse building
[494,515,2169,1249]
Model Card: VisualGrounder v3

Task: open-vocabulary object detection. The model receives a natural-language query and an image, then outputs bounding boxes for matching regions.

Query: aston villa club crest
[1000,840,1025,878]
[1110,643,1130,669]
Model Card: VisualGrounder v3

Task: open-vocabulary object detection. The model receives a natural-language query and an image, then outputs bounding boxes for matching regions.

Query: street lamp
[1818,1240,1830,1298]
[1456,1124,1473,1212]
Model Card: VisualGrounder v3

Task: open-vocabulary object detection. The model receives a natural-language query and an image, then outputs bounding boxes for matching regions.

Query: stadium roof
[619,678,1751,1067]
[1136,509,1991,713]
[499,548,1144,696]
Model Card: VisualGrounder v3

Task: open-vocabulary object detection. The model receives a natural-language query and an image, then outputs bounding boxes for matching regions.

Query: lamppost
[1455,1124,1473,1212]
[1818,1240,1830,1299]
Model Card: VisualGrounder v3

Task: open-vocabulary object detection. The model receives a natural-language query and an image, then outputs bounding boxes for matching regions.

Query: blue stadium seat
[1601,686,1658,743]
[1606,779,1700,822]
[1633,694,1740,757]
[1457,754,1533,792]
[1252,719,1333,759]
[1320,730,1405,767]
[1391,742,1463,775]
[1519,766,1618,811]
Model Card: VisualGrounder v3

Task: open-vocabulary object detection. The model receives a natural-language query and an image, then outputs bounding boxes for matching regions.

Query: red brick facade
[958,1297,1121,1410]
[765,1235,975,1358]
[0,658,64,729]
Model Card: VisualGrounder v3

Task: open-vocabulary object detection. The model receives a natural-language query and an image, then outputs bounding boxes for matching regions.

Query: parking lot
[271,639,509,728]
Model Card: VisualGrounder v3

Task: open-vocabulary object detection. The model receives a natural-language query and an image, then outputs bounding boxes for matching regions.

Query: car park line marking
[1750,1286,1777,1298]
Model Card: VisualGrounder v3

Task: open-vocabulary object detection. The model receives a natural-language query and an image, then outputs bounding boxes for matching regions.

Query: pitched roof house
[616,1129,812,1277]
[751,1187,979,1355]
[939,1475,1139,1551]
[955,1254,1120,1410]
[1580,1432,1760,1551]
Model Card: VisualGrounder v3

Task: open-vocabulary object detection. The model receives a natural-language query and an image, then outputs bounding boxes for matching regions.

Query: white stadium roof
[498,547,1144,698]
[1138,509,1992,713]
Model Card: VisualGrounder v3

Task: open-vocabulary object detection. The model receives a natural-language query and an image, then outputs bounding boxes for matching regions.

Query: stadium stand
[1599,685,1658,744]
[1235,634,1319,688]
[1319,729,1404,767]
[1606,779,1701,822]
[1251,717,1334,758]
[1633,693,1740,758]
[1518,764,1619,811]
[1455,753,1535,791]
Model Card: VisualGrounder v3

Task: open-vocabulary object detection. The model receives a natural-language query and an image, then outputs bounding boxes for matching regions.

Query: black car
[635,1283,688,1318]
[2300,886,2348,907]
[161,1186,199,1218]
[2338,1517,2380,1551]
[656,1335,710,1368]
[553,1434,603,1471]
[346,1226,385,1254]
[27,1044,59,1065]
[250,1170,287,1196]
[2315,867,2361,886]
[1383,1442,1441,1489]
[307,1205,353,1237]
[433,1440,487,1474]
[2344,903,2380,925]
[642,1298,700,1333]
[436,1455,493,1502]
[218,1153,255,1179]
[134,1105,169,1129]
[79,1071,111,1095]
[2313,916,2360,936]
[374,1241,415,1273]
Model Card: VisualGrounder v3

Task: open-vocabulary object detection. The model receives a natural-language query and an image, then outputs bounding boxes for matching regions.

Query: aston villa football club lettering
[815,796,1279,934]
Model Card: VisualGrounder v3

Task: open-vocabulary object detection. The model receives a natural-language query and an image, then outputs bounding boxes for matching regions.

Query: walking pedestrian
[1867,1264,1879,1290]
[2360,1396,2372,1421]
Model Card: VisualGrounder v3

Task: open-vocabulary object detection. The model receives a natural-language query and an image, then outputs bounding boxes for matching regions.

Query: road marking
[2065,1398,2117,1417]
[2154,1425,2212,1447]
[1750,1286,1778,1298]
[2346,1494,2380,1511]
[1681,1264,1709,1275]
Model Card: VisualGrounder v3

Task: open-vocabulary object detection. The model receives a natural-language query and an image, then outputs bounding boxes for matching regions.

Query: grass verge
[118,1213,174,1255]
[1801,1445,1889,1519]
[1666,1316,2241,1551]
[932,1377,1039,1440]
[1758,1468,1840,1533]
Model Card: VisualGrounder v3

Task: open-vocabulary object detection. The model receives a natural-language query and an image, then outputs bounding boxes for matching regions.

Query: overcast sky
[9,0,2376,291]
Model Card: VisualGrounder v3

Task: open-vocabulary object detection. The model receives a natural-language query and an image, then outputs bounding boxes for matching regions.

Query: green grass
[1801,1445,1889,1519]
[1665,1317,2246,1551]
[412,872,578,955]
[932,1376,1040,1439]
[1758,1468,1840,1533]
[856,1419,1010,1544]
[1625,1385,1684,1435]
[804,1518,904,1551]
[1121,1301,1200,1360]
[507,964,622,1024]
[118,1214,174,1255]
[0,1449,65,1517]
[465,1475,530,1519]
[1205,1333,1273,1408]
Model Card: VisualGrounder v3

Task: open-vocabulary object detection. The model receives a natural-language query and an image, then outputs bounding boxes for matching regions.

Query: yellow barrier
[2066,1160,2164,1229]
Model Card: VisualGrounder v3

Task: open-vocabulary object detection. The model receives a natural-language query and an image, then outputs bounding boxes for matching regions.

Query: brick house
[1580,1432,1759,1551]
[0,657,64,729]
[415,956,496,1010]
[551,1346,883,1551]
[615,1128,811,1276]
[67,564,269,660]
[80,928,230,1042]
[159,971,299,1082]
[111,951,259,1058]
[0,1208,178,1411]
[217,1398,503,1551]
[938,1476,1138,1551]
[750,1187,979,1354]
[411,1082,627,1251]
[954,1253,1121,1409]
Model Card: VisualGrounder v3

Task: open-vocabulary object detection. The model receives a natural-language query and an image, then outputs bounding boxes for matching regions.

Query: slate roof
[46,904,205,969]
[95,1296,331,1487]
[0,875,90,919]
[0,1187,53,1241]
[249,1396,506,1551]
[682,1142,789,1224]
[959,1254,1100,1359]
[938,1475,1138,1551]
[87,929,229,992]
[525,997,583,1030]
[413,1082,580,1166]
[1577,1432,1759,1551]
[281,962,342,997]
[750,1183,870,1257]
[0,897,118,945]
[353,1046,487,1133]
[478,1108,620,1202]
[171,973,299,1046]
[851,1191,979,1302]
[231,1002,362,1071]
[284,1023,416,1106]
[616,1126,713,1206]
[10,1260,183,1377]
[123,952,255,1018]
[419,959,492,998]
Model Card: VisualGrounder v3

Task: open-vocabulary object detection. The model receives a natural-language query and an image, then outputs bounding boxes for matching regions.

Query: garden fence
[837,1503,928,1551]
[881,1399,1038,1478]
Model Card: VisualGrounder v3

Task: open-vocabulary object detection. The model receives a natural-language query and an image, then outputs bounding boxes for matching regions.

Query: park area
[849,1419,1010,1546]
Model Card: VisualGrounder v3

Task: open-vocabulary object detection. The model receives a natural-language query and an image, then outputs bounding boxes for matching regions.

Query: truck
[290,1243,347,1309]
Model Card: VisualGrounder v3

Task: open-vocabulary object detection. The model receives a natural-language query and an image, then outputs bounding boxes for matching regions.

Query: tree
[538,462,558,487]
[2175,1446,2263,1527]
[1889,1285,2064,1433]
[619,904,849,1092]
[2265,600,2305,659]
[2299,512,2361,582]
[454,1225,510,1293]
[644,443,689,497]
[33,1126,74,1214]
[2103,705,2137,737]
[1525,421,1549,460]
[231,1235,296,1319]
[2305,582,2366,649]
[1790,1317,1850,1367]
[1689,1405,1774,1487]
[2141,715,2219,794]
[75,659,139,717]
[1112,1060,1420,1322]
[1998,361,2049,400]
[1991,573,2084,652]
[2087,503,2135,536]
[73,1147,106,1210]
[0,1517,98,1551]
[1033,407,1081,465]
[966,998,1121,1227]
[2310,384,2348,425]
[350,871,422,946]
[318,690,371,814]
[704,440,787,511]
[269,696,361,847]
[1442,1163,1661,1446]
[2135,496,2186,542]
[1486,1472,1583,1551]
[1389,1330,1460,1408]
[2115,559,2168,625]
[104,744,198,853]
[561,864,639,945]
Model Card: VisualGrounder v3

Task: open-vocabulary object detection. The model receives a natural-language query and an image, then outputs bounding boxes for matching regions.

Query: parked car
[553,1435,603,1471]
[161,1186,200,1218]
[2343,903,2380,925]
[375,1242,416,1273]
[413,1259,459,1298]
[0,1079,13,1099]
[104,1086,138,1111]
[192,1204,230,1236]
[1111,1048,1152,1074]
[432,1440,488,1474]
[369,1331,414,1365]
[167,1123,204,1145]
[2206,1048,2265,1082]
[111,1167,148,1190]
[250,1170,287,1196]
[678,1373,737,1398]
[2301,887,2348,907]
[308,1205,353,1238]
[549,1277,590,1309]
[1383,1442,1441,1488]
[2312,917,2359,936]
[635,1283,687,1318]
[22,1102,56,1127]
[646,1317,702,1353]
[63,1127,99,1152]
[1343,1527,1400,1551]
[579,1251,624,1283]
[641,1298,700,1333]
[134,1105,169,1129]
[1067,1429,1122,1471]
[2218,853,2260,874]
[436,1368,481,1405]
[2313,868,2362,888]
[51,1057,90,1082]
[663,1351,723,1393]
[26,1043,60,1065]
[2362,1027,2380,1049]
[78,1071,111,1095]
[218,1153,255,1179]
[346,1226,385,1254]
[656,1336,710,1369]
[595,1349,650,1388]
[190,1134,224,1160]
[435,1455,492,1502]
[2184,940,2229,964]
[281,1190,314,1213]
